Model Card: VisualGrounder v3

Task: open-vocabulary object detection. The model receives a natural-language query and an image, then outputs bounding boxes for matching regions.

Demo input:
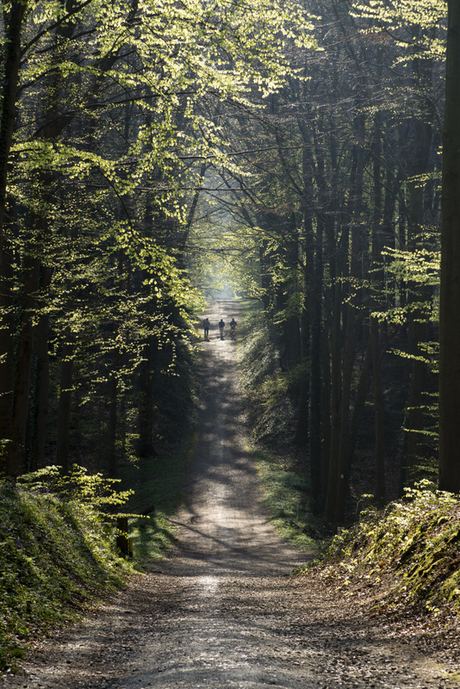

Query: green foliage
[305,482,460,614]
[0,475,134,671]
[373,246,440,334]
[351,0,447,62]
[17,465,134,513]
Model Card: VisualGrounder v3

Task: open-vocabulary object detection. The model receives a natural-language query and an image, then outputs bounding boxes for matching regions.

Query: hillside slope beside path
[3,299,459,688]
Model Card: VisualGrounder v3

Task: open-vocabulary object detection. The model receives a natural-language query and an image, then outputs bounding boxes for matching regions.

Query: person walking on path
[218,318,225,339]
[202,317,210,341]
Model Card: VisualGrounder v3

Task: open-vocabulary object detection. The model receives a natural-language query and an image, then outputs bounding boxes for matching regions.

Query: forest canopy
[1,0,459,522]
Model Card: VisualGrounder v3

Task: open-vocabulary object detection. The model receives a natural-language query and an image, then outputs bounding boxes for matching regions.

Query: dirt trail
[3,299,459,689]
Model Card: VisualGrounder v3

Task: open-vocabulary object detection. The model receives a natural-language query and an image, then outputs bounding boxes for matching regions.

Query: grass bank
[119,433,196,559]
[236,301,317,552]
[300,482,460,616]
[0,469,135,672]
[235,302,460,620]
[0,428,196,673]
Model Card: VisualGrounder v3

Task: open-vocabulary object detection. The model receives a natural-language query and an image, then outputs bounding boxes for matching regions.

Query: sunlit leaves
[351,0,447,61]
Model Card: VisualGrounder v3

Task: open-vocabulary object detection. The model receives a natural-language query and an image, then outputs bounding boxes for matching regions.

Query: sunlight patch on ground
[198,575,220,597]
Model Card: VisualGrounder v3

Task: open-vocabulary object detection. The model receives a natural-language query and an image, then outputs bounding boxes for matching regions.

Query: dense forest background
[0,0,457,525]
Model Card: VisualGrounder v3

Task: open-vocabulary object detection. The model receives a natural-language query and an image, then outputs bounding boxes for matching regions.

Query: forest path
[3,299,458,689]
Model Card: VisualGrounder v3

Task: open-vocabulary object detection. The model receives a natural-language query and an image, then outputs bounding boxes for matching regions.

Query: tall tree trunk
[107,375,118,478]
[335,117,365,524]
[56,342,74,472]
[439,0,460,493]
[403,43,435,483]
[138,339,154,458]
[0,0,27,474]
[325,273,342,524]
[29,312,50,471]
[370,110,386,504]
[295,301,310,447]
[347,345,372,472]
[28,264,52,471]
[403,183,432,482]
[0,242,14,474]
[309,217,324,514]
[11,254,41,474]
[371,317,386,503]
[295,125,313,450]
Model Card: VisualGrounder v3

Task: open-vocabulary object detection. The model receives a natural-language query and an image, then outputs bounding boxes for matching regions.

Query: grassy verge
[119,433,196,559]
[236,301,318,552]
[0,474,134,672]
[0,430,195,672]
[301,481,460,616]
[254,449,317,551]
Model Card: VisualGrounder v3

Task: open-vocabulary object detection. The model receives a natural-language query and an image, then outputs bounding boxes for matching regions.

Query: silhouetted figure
[218,318,225,339]
[202,317,210,341]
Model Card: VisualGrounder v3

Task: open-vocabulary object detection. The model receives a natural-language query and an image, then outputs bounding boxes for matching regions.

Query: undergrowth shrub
[0,467,134,671]
[307,481,460,614]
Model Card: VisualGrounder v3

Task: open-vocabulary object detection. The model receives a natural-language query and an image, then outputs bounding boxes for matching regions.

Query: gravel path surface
[2,299,459,689]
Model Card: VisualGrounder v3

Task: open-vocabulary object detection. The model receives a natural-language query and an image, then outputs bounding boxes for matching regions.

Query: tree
[0,0,315,476]
[188,0,446,522]
[0,0,28,473]
[439,0,460,493]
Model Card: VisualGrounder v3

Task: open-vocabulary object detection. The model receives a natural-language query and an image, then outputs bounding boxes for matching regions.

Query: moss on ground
[304,482,460,615]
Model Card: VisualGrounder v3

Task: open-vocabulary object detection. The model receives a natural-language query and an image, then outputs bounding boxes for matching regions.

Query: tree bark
[11,254,41,474]
[439,0,460,493]
[138,339,154,458]
[309,217,324,514]
[107,375,118,478]
[335,118,365,524]
[371,317,386,503]
[325,273,342,524]
[0,0,28,474]
[403,45,435,483]
[56,342,74,473]
[29,304,51,471]
[369,108,386,504]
